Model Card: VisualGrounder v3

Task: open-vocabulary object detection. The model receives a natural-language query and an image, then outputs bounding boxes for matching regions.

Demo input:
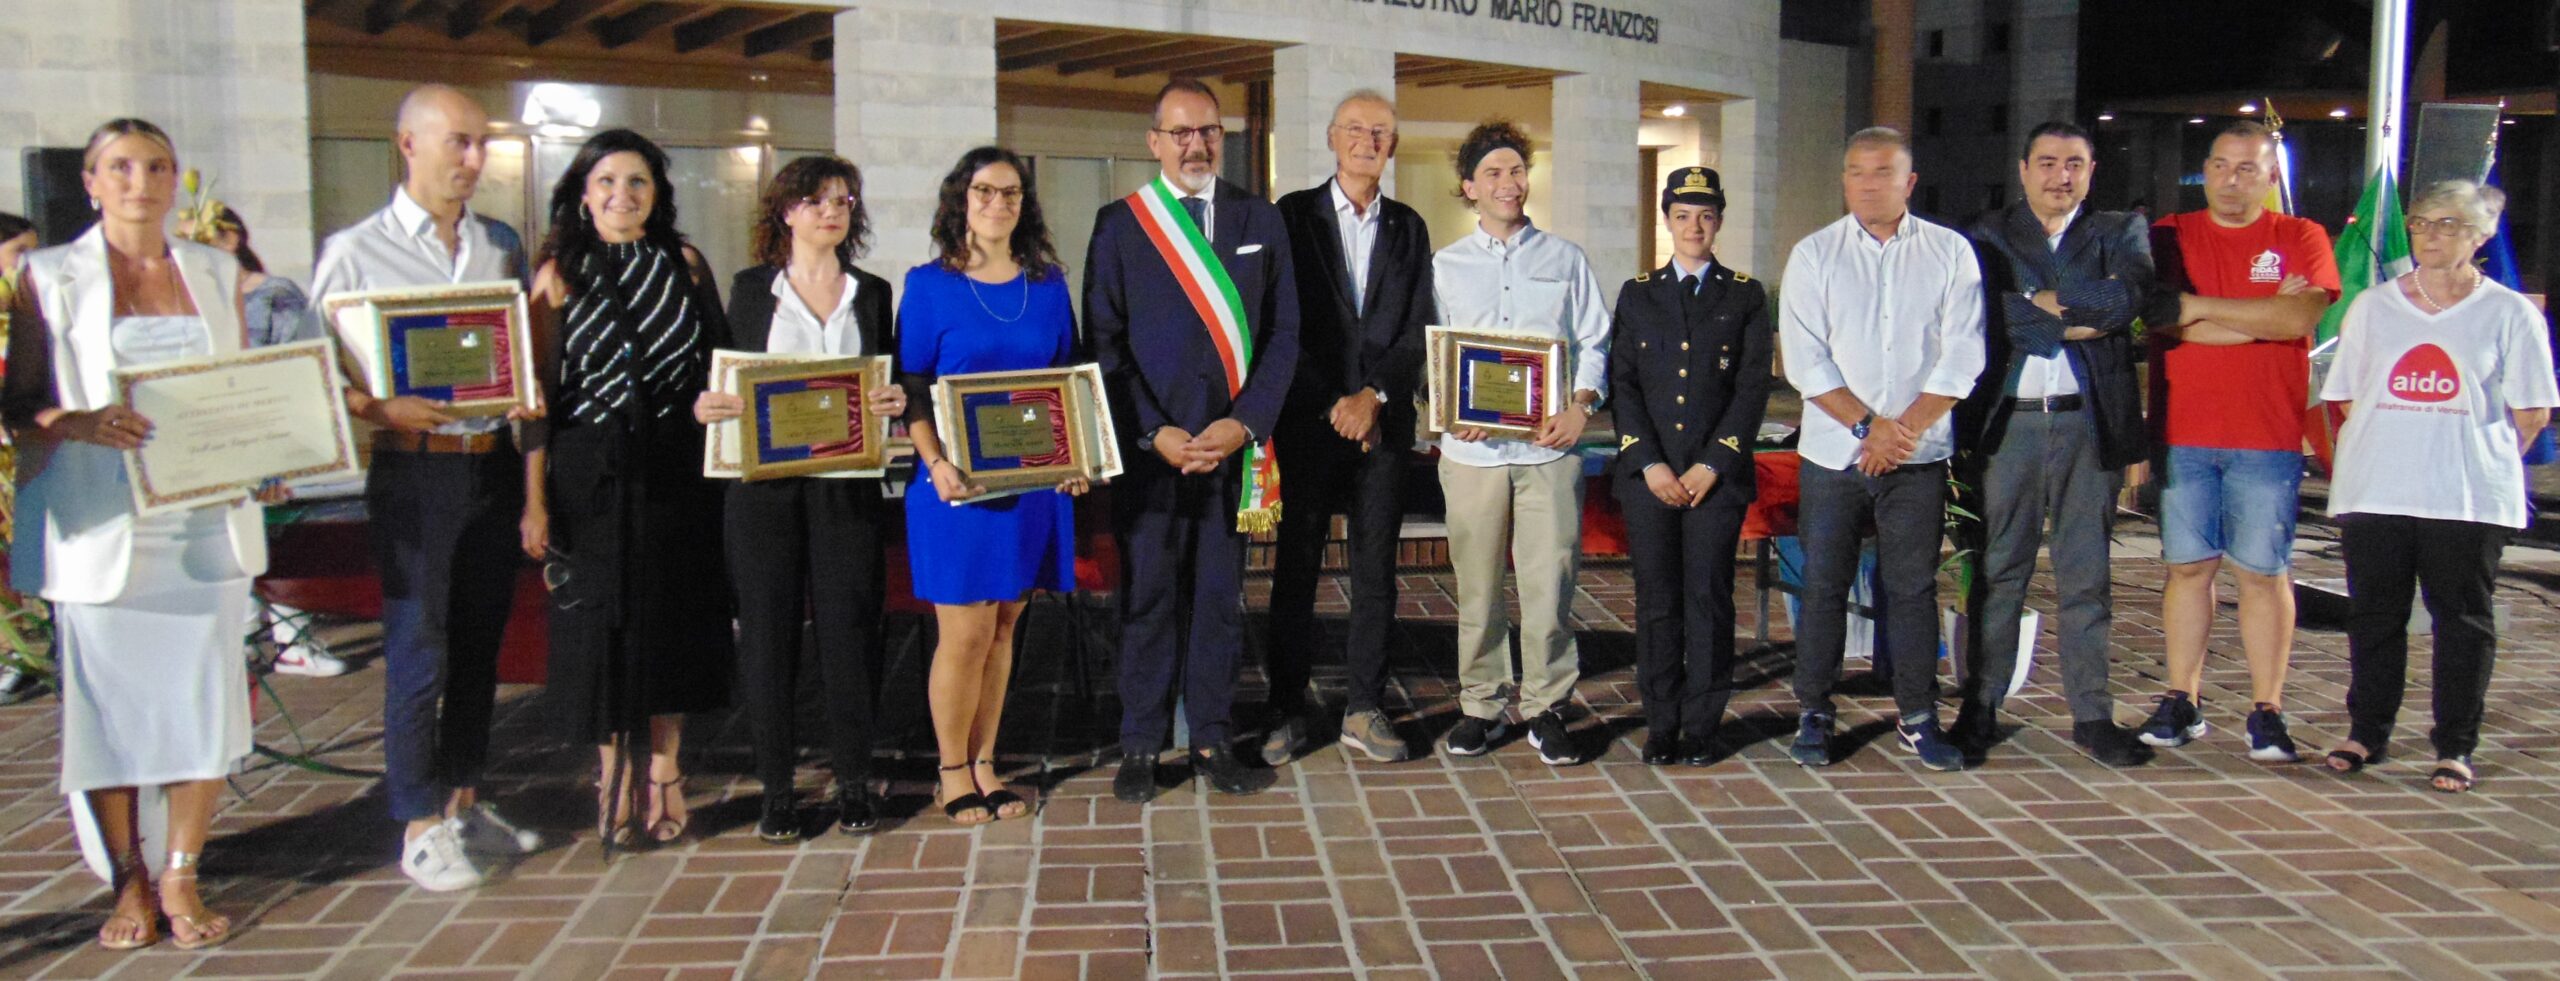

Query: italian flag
[2305,165,2412,471]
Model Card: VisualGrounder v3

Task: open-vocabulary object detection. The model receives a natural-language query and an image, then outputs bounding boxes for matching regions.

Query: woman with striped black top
[519,129,733,851]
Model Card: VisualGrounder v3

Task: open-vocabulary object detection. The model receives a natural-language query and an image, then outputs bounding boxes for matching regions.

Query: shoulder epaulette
[1733,271,1752,283]
[1635,272,1650,282]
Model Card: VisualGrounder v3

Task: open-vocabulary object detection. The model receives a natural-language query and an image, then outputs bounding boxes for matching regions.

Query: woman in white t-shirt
[2317,180,2558,793]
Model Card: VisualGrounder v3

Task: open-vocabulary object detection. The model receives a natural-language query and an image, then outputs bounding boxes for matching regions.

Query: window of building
[1924,106,1943,137]
[1927,29,1944,57]
[1990,22,2011,54]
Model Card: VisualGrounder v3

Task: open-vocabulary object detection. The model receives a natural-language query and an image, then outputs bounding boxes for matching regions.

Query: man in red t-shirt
[2141,120,2338,762]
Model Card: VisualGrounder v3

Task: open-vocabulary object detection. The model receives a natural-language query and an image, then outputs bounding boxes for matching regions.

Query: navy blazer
[1958,201,2155,471]
[1274,181,1432,404]
[1084,178,1301,453]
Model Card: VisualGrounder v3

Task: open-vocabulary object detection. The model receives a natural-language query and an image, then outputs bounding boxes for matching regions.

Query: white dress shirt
[767,269,863,357]
[1330,178,1381,315]
[2011,208,2080,399]
[309,186,526,436]
[1778,211,1987,470]
[1430,219,1613,468]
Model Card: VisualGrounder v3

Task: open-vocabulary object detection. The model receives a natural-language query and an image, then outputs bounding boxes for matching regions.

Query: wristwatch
[1851,413,1873,440]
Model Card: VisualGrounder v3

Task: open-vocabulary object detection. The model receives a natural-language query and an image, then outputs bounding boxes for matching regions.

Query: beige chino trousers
[1438,453,1585,721]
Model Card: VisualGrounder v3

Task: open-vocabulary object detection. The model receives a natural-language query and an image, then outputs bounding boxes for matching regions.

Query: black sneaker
[1113,755,1158,804]
[1526,711,1578,766]
[1789,711,1833,767]
[2246,704,2300,762]
[1445,715,1509,757]
[2138,692,2205,748]
[834,782,879,835]
[755,793,801,845]
[1897,717,1966,772]
[2072,720,2151,767]
[1948,703,1997,755]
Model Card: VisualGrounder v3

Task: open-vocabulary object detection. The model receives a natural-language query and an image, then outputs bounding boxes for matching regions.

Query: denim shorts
[2158,446,2303,575]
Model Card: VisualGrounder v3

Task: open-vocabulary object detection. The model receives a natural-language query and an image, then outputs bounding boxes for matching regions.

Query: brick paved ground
[6,514,2560,979]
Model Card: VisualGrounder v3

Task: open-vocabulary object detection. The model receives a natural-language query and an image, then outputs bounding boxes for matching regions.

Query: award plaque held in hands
[734,356,893,480]
[321,281,537,417]
[1424,326,1566,440]
[930,364,1120,494]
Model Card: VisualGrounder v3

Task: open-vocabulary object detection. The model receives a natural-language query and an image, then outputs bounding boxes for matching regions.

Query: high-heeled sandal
[595,779,640,848]
[159,851,232,951]
[96,854,157,951]
[938,763,992,825]
[976,759,1030,820]
[2324,740,2386,774]
[647,776,691,843]
[2431,756,2475,794]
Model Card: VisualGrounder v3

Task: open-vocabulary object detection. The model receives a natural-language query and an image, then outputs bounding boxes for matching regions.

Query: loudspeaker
[21,147,89,246]
[2409,103,2500,195]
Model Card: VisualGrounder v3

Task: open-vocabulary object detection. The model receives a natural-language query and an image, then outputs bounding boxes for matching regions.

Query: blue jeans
[2159,446,2302,575]
[371,446,524,822]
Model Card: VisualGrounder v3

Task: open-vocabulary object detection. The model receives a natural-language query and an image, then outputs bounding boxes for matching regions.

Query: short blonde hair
[2407,179,2506,238]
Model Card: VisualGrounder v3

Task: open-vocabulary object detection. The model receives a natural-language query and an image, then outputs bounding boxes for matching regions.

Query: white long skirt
[57,506,253,882]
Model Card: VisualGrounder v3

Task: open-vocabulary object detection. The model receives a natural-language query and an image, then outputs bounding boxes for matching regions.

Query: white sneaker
[272,645,349,678]
[456,803,542,854]
[401,822,483,892]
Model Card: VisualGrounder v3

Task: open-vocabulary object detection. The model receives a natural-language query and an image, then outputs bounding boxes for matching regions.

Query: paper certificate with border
[735,356,893,480]
[112,338,362,517]
[1425,326,1566,440]
[321,281,538,417]
[931,363,1121,496]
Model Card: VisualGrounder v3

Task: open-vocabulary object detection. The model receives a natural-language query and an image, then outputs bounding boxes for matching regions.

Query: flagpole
[2366,0,2411,182]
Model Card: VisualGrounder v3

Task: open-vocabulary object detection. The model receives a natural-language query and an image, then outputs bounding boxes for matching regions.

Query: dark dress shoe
[1114,756,1158,803]
[1640,732,1679,765]
[834,783,879,834]
[2073,720,2151,767]
[1680,735,1722,767]
[756,793,801,845]
[1949,703,1997,754]
[1192,748,1273,796]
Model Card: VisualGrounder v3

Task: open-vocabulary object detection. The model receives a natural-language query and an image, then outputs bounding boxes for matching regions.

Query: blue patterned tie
[1181,195,1206,231]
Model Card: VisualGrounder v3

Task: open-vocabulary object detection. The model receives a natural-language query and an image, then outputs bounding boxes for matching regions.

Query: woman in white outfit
[3,119,275,951]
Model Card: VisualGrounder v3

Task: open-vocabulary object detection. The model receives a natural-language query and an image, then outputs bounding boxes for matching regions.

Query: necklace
[966,270,1028,323]
[2411,267,2480,313]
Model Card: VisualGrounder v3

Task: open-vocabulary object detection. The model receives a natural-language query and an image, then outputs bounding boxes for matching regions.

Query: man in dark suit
[1260,90,1434,764]
[1087,78,1301,802]
[1950,120,2154,767]
[1609,167,1773,767]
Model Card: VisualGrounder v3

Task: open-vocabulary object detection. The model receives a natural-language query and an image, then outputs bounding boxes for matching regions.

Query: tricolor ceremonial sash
[1125,176,1281,533]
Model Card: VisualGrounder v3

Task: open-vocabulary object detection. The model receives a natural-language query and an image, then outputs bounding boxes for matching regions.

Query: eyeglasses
[792,194,857,214]
[1332,124,1396,147]
[968,184,1024,204]
[1152,125,1227,146]
[2406,216,2477,238]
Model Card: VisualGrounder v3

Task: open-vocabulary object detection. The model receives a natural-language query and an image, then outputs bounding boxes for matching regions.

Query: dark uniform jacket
[1607,260,1774,510]
[1956,201,2154,471]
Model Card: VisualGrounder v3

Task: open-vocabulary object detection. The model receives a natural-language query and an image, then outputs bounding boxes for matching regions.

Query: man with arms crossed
[2139,120,2337,760]
[1262,90,1435,764]
[310,85,540,891]
[1778,126,1985,772]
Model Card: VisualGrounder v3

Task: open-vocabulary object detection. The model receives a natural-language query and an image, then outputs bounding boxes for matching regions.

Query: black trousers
[1265,404,1410,714]
[1794,459,1945,721]
[1618,485,1745,741]
[725,478,886,793]
[2342,513,2507,760]
[369,443,523,822]
[1114,462,1247,756]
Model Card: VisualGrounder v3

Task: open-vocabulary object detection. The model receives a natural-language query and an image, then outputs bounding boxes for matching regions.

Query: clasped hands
[1152,418,1253,475]
[1854,415,1921,476]
[1642,462,1721,508]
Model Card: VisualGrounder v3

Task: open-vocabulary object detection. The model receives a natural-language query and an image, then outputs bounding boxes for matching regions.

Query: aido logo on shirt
[2388,344,2462,403]
[2248,250,2283,283]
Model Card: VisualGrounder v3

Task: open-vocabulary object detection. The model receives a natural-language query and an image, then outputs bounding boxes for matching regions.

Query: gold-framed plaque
[1425,325,1567,440]
[112,338,363,517]
[931,363,1121,494]
[734,356,892,480]
[321,281,537,417]
[704,349,830,479]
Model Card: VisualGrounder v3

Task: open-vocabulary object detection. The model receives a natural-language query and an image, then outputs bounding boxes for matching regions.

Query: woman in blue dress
[901,146,1084,824]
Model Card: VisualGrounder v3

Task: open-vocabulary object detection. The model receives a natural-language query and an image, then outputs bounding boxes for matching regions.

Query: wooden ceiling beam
[743,11,833,58]
[1111,43,1264,78]
[591,1,694,48]
[995,28,1102,62]
[809,37,832,62]
[672,6,788,53]
[523,0,625,46]
[1220,68,1272,84]
[1054,38,1201,76]
[441,0,519,39]
[1461,72,1556,89]
[999,34,1164,72]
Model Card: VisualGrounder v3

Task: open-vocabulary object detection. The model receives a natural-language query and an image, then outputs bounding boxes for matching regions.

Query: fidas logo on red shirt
[2388,344,2462,403]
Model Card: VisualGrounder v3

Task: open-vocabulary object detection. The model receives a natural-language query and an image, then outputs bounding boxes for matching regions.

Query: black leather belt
[2007,395,2083,413]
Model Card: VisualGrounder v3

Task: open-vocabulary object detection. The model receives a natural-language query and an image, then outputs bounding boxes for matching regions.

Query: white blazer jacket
[8,226,267,603]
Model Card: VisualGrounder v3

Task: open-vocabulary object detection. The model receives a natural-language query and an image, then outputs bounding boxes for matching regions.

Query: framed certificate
[704,349,830,479]
[734,356,892,480]
[112,338,363,517]
[1426,326,1566,440]
[932,364,1121,494]
[322,281,537,417]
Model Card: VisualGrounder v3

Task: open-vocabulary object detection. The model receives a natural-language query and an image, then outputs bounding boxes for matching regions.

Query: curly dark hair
[930,146,1060,281]
[1452,118,1534,200]
[752,155,870,269]
[537,128,688,288]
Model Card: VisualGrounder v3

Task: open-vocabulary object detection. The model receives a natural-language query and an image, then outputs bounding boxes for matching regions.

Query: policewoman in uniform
[1608,166,1773,766]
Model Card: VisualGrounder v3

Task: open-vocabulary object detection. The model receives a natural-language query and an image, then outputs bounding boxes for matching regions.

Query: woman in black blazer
[693,156,905,844]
